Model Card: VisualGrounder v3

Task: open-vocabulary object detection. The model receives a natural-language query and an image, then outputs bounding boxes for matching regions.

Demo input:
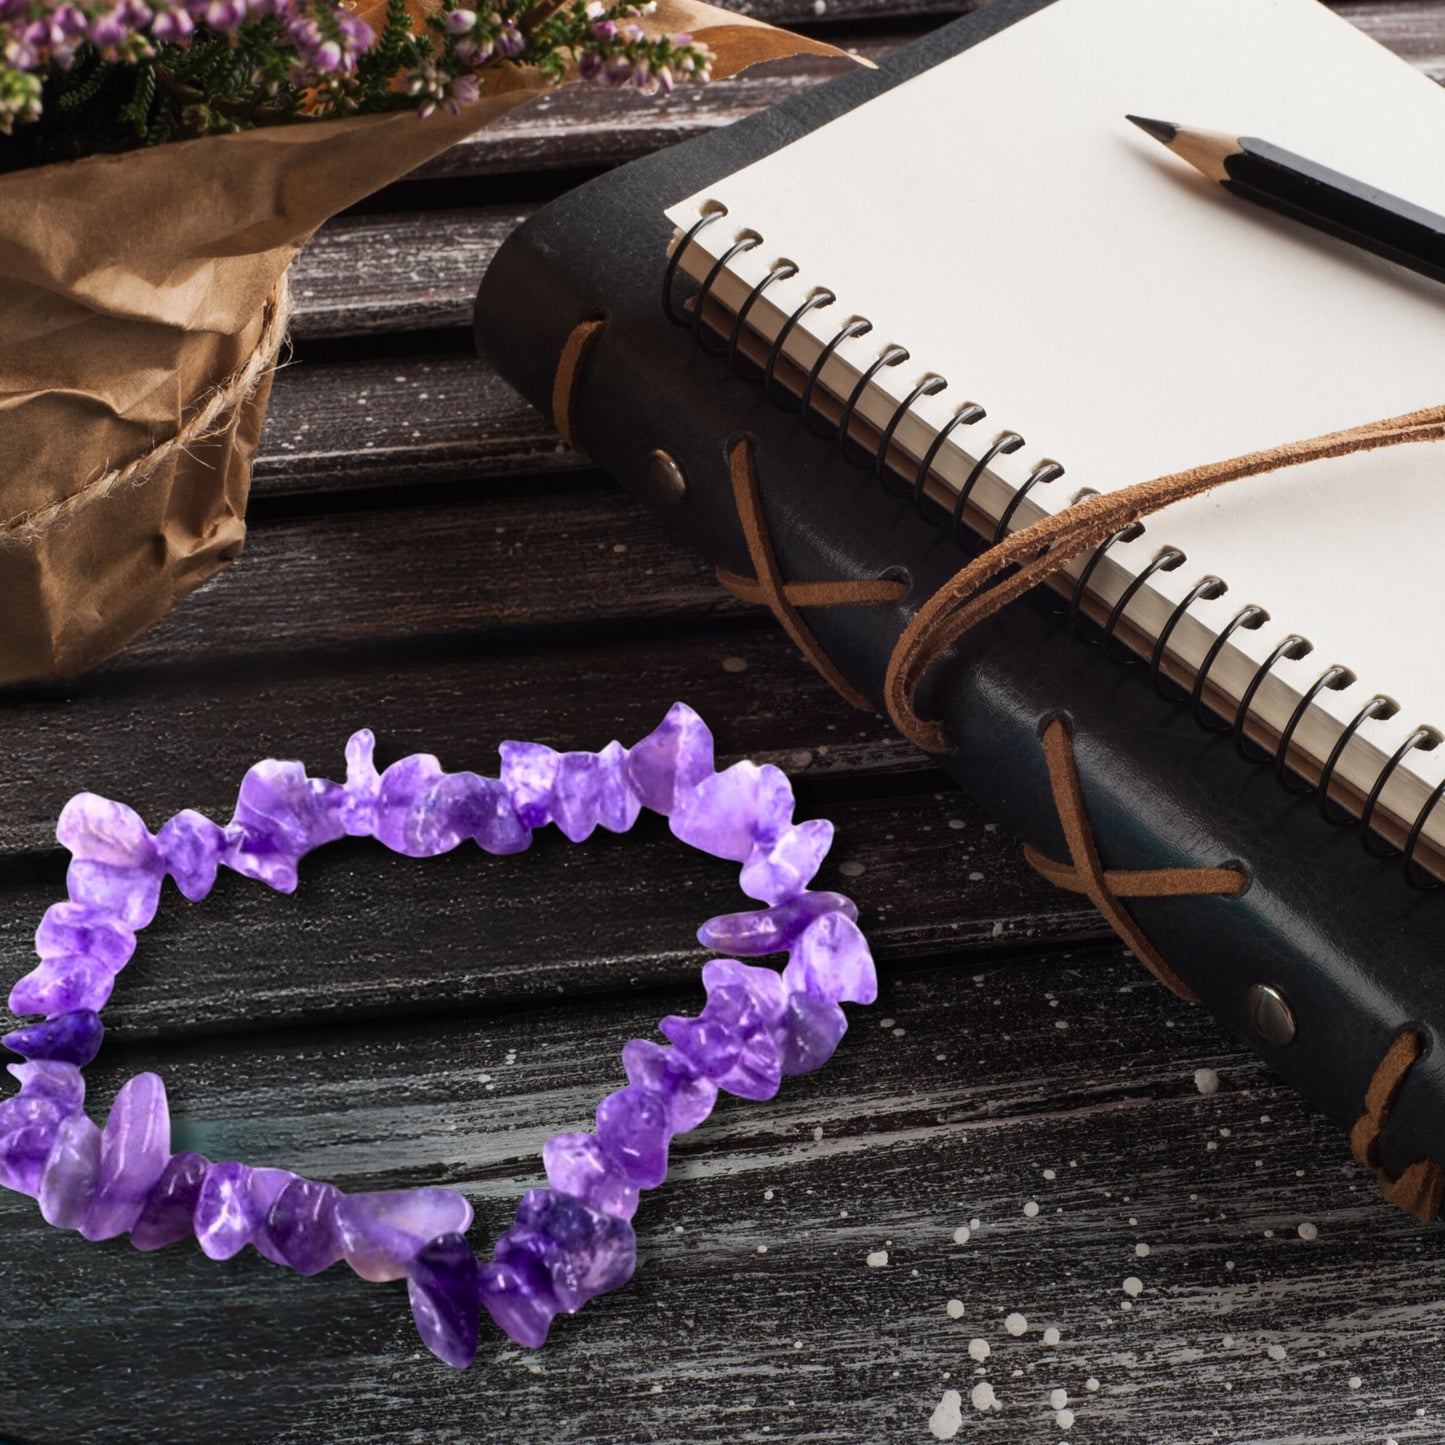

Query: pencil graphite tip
[1125,114,1179,146]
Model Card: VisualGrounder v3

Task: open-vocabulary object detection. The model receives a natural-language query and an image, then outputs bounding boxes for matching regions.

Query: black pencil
[1125,114,1445,286]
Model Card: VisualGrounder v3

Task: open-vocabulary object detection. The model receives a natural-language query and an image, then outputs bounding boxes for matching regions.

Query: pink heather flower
[577,49,602,81]
[443,71,478,112]
[443,7,475,34]
[337,10,373,48]
[4,37,39,68]
[654,63,673,93]
[454,35,492,65]
[603,52,631,86]
[151,7,194,38]
[417,99,436,118]
[590,17,615,40]
[203,0,247,30]
[313,38,342,71]
[584,0,604,14]
[54,5,89,35]
[496,21,523,56]
[116,0,154,27]
[87,12,127,47]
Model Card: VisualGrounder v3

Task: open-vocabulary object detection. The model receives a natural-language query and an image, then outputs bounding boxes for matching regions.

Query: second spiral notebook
[668,0,1445,862]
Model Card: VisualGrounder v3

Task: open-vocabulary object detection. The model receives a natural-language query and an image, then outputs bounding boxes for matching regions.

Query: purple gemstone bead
[407,1231,482,1369]
[130,1150,210,1251]
[194,1161,297,1260]
[697,891,858,956]
[38,1111,101,1230]
[550,752,603,843]
[8,955,114,1018]
[783,911,878,1006]
[36,903,135,972]
[82,1071,171,1241]
[336,1186,474,1282]
[57,794,162,930]
[226,759,347,890]
[778,991,848,1076]
[620,1039,718,1134]
[495,1188,636,1315]
[661,985,782,1101]
[3,1010,103,1065]
[739,818,835,905]
[479,1257,558,1349]
[670,761,795,863]
[542,1133,640,1220]
[595,1086,669,1188]
[8,1058,86,1111]
[625,702,714,815]
[263,1177,345,1275]
[595,741,642,834]
[341,729,382,836]
[701,959,787,1024]
[430,772,530,855]
[371,754,457,857]
[155,810,226,902]
[499,740,559,829]
[0,1123,62,1198]
[65,859,162,932]
[56,794,157,870]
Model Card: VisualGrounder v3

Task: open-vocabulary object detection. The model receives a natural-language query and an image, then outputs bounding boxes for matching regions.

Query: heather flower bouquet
[0,0,848,685]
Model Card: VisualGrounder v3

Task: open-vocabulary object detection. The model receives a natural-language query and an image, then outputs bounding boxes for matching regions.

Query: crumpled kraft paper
[0,2,854,684]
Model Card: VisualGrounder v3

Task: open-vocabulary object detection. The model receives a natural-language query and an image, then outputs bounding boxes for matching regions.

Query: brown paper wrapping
[0,4,854,684]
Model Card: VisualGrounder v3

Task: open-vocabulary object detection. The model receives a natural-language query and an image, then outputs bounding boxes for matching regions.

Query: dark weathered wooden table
[3,5,1444,1441]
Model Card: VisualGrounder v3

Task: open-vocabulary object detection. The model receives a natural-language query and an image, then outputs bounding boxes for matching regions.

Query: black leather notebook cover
[474,0,1443,1202]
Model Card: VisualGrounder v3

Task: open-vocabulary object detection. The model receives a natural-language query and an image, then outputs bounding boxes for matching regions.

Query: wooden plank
[254,351,576,491]
[126,483,739,664]
[0,626,921,856]
[0,948,1432,1444]
[0,779,1098,1037]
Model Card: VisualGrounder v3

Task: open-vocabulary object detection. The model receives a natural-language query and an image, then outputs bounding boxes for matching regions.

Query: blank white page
[667,0,1445,845]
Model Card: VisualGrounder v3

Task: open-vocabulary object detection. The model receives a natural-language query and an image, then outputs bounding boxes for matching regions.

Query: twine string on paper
[0,273,294,549]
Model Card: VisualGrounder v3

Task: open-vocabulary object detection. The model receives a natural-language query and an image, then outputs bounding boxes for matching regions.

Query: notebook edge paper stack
[474,0,1445,1214]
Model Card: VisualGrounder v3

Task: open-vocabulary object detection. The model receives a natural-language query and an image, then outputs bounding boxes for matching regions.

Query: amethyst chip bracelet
[0,703,877,1368]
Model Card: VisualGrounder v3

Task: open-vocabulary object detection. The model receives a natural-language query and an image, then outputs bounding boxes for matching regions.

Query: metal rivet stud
[647,449,688,505]
[1246,983,1296,1046]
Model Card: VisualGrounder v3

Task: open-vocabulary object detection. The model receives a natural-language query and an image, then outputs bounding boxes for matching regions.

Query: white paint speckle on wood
[1050,1388,1068,1409]
[968,1339,990,1363]
[953,1226,971,1245]
[946,1299,965,1320]
[1267,1345,1287,1361]
[867,1250,889,1268]
[1005,1312,1028,1337]
[1123,1277,1143,1298]
[1024,1201,1040,1219]
[928,1389,962,1440]
[1042,1327,1061,1347]
[969,1382,999,1414]
[1055,1406,1075,1429]
[1195,1067,1220,1095]
[1298,1221,1319,1241]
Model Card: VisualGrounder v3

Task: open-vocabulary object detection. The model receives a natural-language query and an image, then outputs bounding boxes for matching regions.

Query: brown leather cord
[716,436,909,712]
[552,318,606,451]
[1025,717,1247,1001]
[1350,1027,1445,1221]
[885,404,1445,752]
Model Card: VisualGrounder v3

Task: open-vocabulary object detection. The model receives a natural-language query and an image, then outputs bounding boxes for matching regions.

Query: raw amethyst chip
[130,1151,211,1252]
[82,1071,172,1241]
[155,810,226,902]
[37,1112,101,1230]
[8,955,116,1019]
[430,772,530,855]
[264,1177,345,1276]
[407,1231,483,1369]
[670,761,795,863]
[698,891,858,956]
[738,818,835,905]
[499,740,559,829]
[35,903,136,971]
[495,1189,636,1315]
[778,991,848,1076]
[595,1086,670,1188]
[783,910,878,1006]
[624,703,714,815]
[3,1010,104,1066]
[542,1133,640,1221]
[620,1039,717,1135]
[336,1186,474,1282]
[479,1257,558,1349]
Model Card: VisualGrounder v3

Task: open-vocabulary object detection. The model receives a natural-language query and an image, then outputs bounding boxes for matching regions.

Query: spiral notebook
[665,0,1445,867]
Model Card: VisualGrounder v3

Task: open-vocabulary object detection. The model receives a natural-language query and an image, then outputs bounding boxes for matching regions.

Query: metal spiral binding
[661,221,1445,883]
